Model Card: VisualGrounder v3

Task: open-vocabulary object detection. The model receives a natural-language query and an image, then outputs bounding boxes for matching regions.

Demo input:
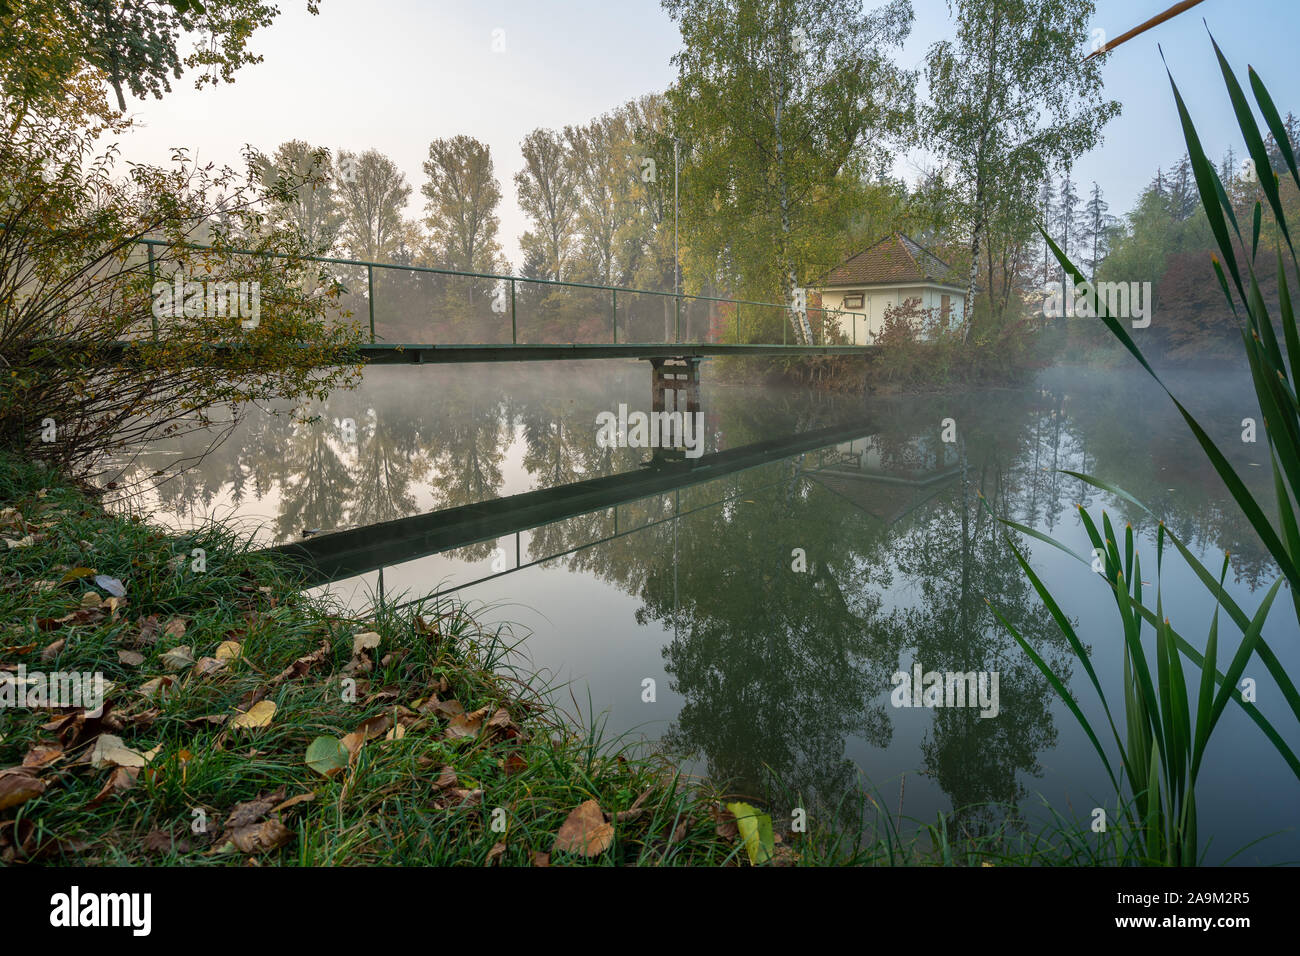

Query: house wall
[817,286,965,344]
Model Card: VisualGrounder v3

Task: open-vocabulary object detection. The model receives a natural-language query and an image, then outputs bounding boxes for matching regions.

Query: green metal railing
[135,237,869,348]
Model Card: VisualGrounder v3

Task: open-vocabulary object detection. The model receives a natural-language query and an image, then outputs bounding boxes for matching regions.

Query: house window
[941,294,952,323]
[843,293,864,309]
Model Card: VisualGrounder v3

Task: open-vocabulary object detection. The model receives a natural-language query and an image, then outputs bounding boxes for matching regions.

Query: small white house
[810,233,966,344]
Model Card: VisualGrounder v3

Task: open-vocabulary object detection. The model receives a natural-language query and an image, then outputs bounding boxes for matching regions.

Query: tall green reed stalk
[992,35,1300,864]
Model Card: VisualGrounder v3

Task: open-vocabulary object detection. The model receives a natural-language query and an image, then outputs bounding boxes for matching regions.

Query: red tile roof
[814,233,958,288]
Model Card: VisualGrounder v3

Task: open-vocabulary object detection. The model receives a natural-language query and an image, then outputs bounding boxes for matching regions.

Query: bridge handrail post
[147,242,157,341]
[511,278,517,344]
[612,288,617,344]
[367,265,376,343]
[675,294,681,344]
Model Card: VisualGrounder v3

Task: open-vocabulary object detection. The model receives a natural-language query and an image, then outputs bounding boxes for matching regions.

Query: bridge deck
[357,343,877,363]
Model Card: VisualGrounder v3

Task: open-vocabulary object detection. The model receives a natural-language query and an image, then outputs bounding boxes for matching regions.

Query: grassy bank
[0,452,761,865]
[0,451,1150,866]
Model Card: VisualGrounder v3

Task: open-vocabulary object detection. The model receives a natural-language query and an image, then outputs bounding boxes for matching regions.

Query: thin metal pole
[367,265,375,343]
[675,294,681,343]
[674,138,680,301]
[612,288,617,344]
[147,243,157,340]
[510,278,517,344]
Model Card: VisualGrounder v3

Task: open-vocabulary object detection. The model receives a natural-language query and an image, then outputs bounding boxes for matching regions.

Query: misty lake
[111,359,1300,864]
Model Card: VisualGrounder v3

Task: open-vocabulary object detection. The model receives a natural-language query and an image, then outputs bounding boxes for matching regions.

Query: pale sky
[111,0,1300,269]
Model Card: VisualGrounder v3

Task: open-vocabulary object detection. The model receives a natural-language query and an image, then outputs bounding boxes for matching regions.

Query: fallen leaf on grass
[21,744,63,769]
[162,617,186,640]
[224,820,292,854]
[230,700,276,730]
[88,766,139,806]
[93,575,126,598]
[340,714,392,756]
[270,640,330,686]
[0,769,46,810]
[444,706,490,740]
[305,736,349,777]
[142,829,191,855]
[445,788,483,807]
[726,801,775,866]
[139,676,174,699]
[80,591,101,608]
[502,751,528,776]
[60,567,96,584]
[215,640,242,662]
[192,657,225,677]
[40,640,64,662]
[89,734,146,770]
[485,842,506,866]
[224,789,286,829]
[117,650,144,667]
[160,645,194,671]
[271,792,316,814]
[552,800,614,857]
[530,851,550,867]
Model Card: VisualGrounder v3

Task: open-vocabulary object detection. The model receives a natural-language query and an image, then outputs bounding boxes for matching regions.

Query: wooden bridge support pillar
[648,356,703,464]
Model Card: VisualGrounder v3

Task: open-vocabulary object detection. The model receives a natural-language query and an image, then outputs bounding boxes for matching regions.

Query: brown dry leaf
[21,744,62,770]
[117,650,144,667]
[215,640,242,662]
[192,656,226,677]
[502,751,528,776]
[444,706,489,740]
[340,714,392,756]
[431,765,457,790]
[668,821,689,845]
[40,639,64,662]
[421,696,464,718]
[530,851,550,867]
[270,640,330,686]
[88,766,139,806]
[141,829,191,855]
[713,806,739,840]
[160,645,194,671]
[445,788,483,807]
[271,792,316,814]
[485,842,506,866]
[230,700,276,730]
[134,615,162,647]
[80,591,102,609]
[384,723,406,742]
[486,707,519,737]
[225,820,292,854]
[138,676,174,699]
[0,769,46,810]
[162,617,187,640]
[553,800,614,857]
[224,790,286,829]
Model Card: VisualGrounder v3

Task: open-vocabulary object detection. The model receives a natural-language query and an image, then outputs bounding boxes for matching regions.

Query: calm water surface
[116,360,1300,863]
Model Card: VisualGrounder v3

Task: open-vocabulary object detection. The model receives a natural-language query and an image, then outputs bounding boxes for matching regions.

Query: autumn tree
[335,148,412,262]
[664,0,915,344]
[922,0,1119,340]
[515,128,580,282]
[420,135,504,273]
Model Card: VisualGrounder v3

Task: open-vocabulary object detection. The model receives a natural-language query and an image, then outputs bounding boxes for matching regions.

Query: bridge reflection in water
[267,398,963,607]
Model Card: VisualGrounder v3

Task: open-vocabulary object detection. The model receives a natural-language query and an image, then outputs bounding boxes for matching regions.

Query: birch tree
[663,0,915,344]
[922,0,1118,341]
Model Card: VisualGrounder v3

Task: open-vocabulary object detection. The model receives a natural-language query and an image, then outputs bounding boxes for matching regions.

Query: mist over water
[119,359,1300,863]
